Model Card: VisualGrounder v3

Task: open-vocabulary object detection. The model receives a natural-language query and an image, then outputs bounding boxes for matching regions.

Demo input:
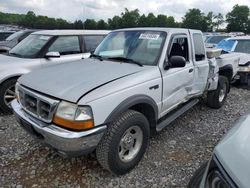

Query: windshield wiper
[8,52,22,57]
[89,53,103,61]
[108,57,143,67]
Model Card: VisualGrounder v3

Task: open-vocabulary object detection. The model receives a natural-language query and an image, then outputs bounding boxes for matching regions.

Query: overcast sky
[0,0,250,22]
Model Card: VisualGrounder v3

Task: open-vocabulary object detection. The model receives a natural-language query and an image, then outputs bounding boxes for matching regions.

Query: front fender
[0,69,30,85]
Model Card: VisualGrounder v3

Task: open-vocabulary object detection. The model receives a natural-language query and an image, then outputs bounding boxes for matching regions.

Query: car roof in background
[32,30,110,36]
[226,36,250,40]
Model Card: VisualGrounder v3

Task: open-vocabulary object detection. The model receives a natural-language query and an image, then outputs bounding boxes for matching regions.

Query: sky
[0,0,250,22]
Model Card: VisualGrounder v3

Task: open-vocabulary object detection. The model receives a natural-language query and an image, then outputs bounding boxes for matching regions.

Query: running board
[156,99,199,132]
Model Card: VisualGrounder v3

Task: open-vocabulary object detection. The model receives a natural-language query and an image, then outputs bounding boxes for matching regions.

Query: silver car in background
[0,29,37,53]
[188,112,250,188]
[0,29,109,113]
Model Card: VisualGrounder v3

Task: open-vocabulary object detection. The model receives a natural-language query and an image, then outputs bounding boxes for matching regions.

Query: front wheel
[96,110,150,175]
[206,76,229,109]
[187,162,208,188]
[0,78,17,114]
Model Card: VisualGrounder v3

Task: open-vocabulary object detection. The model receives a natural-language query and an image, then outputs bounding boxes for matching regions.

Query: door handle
[189,68,194,73]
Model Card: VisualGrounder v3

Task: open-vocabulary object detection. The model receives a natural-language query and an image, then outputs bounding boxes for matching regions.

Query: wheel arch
[219,65,233,82]
[104,95,158,130]
[0,75,21,86]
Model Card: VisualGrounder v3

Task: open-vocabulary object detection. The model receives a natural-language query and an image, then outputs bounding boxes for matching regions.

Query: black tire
[96,110,150,175]
[0,78,17,114]
[187,162,208,188]
[207,76,229,109]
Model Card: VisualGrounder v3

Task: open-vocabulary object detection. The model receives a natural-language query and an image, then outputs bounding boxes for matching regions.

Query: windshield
[6,30,25,41]
[216,39,236,52]
[9,34,51,58]
[94,30,167,66]
[234,40,250,54]
[206,36,229,44]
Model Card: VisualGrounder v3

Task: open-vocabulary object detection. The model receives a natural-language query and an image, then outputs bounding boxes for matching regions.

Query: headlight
[53,101,94,131]
[15,83,20,102]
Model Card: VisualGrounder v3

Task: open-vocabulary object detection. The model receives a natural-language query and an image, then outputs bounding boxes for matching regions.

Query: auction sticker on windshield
[39,36,51,41]
[139,33,160,40]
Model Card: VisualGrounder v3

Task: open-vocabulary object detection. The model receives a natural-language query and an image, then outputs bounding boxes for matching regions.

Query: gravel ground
[1,87,250,188]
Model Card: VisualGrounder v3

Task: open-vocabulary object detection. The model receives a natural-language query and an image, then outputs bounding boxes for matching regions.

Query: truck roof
[113,27,201,33]
[32,30,110,36]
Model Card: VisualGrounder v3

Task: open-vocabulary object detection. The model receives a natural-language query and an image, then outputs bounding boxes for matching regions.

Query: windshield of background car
[5,30,25,41]
[9,34,51,58]
[234,40,250,54]
[94,30,167,65]
[216,39,236,52]
[206,36,229,44]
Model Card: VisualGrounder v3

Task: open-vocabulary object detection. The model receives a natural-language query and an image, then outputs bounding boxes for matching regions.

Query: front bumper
[11,100,107,157]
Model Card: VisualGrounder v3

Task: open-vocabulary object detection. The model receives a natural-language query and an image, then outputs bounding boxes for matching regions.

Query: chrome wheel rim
[4,85,15,107]
[118,126,143,163]
[219,83,227,103]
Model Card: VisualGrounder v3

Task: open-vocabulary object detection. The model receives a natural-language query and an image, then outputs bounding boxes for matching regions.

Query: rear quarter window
[193,33,206,61]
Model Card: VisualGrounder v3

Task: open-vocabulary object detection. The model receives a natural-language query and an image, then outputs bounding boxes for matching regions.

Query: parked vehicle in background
[0,30,15,41]
[0,29,37,53]
[216,36,250,86]
[188,112,250,188]
[0,29,109,113]
[205,35,231,48]
[12,28,238,175]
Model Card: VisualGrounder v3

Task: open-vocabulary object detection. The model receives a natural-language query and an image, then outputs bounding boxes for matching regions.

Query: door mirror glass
[167,56,186,69]
[45,51,60,58]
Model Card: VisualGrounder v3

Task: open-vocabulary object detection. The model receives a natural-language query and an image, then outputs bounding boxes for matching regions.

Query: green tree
[108,16,122,29]
[182,8,208,31]
[74,20,84,29]
[121,8,140,28]
[226,4,249,32]
[96,19,108,29]
[213,13,224,31]
[84,19,97,29]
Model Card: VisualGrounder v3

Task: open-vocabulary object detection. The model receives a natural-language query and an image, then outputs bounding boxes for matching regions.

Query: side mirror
[164,56,186,69]
[45,51,60,58]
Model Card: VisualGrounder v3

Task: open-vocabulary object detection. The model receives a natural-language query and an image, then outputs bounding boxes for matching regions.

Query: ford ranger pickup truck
[12,28,238,175]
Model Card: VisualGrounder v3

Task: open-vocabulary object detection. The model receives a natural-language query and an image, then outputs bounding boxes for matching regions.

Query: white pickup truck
[12,28,239,175]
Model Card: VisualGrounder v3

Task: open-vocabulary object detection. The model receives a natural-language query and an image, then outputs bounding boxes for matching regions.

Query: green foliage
[1,5,250,32]
[182,9,208,31]
[226,4,250,32]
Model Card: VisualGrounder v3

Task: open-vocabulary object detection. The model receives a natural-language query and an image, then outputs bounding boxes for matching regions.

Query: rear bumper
[11,99,106,157]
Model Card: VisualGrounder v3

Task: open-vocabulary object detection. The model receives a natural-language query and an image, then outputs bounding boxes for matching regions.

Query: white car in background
[216,36,250,87]
[205,35,231,48]
[0,29,109,113]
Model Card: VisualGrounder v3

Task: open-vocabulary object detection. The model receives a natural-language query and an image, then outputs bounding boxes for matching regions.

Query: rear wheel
[0,78,17,114]
[96,110,150,175]
[207,76,229,109]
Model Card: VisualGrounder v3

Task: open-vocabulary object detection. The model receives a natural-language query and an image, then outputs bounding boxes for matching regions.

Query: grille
[17,84,59,123]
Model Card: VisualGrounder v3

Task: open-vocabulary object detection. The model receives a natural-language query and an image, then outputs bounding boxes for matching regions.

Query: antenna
[82,3,85,30]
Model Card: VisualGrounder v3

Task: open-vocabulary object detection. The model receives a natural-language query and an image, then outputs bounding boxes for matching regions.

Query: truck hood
[214,113,250,188]
[18,59,145,103]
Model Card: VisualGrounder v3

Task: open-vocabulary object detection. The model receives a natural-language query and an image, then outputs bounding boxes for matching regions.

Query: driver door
[160,33,195,117]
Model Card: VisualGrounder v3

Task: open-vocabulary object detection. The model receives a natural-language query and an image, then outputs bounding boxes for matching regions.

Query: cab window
[169,35,189,61]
